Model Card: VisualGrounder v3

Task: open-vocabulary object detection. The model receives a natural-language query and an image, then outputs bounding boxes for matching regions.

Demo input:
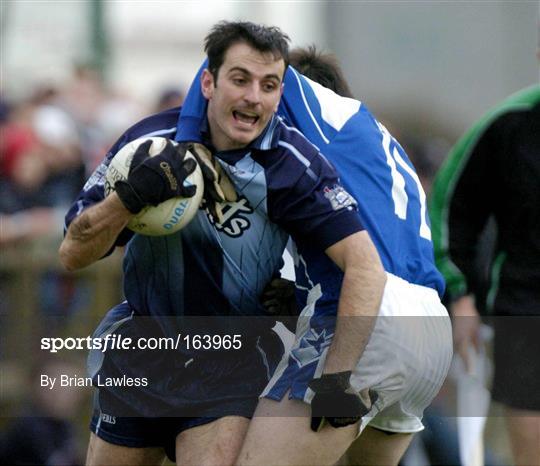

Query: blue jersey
[179,63,444,298]
[65,109,362,337]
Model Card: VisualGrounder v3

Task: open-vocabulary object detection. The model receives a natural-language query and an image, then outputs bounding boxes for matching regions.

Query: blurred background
[1,1,538,465]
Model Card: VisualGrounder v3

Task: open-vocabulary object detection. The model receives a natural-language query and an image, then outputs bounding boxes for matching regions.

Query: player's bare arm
[323,230,386,374]
[59,193,132,271]
[302,231,386,433]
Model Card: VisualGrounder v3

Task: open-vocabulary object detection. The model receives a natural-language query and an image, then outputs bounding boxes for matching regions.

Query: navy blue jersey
[65,110,362,332]
[179,62,445,299]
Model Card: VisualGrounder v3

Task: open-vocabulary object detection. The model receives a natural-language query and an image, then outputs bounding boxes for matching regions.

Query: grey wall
[326,1,538,139]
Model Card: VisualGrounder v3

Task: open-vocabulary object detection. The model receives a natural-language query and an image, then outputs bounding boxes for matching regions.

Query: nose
[244,82,262,105]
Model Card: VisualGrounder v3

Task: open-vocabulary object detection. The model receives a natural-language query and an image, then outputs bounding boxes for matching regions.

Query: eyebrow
[228,66,281,83]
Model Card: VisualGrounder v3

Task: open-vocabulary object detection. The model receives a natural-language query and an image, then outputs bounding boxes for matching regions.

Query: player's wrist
[115,180,145,214]
[309,371,352,393]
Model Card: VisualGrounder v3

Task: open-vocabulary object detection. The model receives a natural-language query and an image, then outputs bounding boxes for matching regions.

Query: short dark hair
[204,21,290,79]
[289,46,354,98]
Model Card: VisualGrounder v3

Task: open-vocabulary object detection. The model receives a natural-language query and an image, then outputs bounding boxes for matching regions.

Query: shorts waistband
[385,272,441,301]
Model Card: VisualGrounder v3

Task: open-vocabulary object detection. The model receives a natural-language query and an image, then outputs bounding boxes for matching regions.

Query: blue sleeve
[256,139,364,252]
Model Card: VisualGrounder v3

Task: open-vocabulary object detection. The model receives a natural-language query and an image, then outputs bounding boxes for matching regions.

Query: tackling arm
[323,230,386,373]
[307,230,385,431]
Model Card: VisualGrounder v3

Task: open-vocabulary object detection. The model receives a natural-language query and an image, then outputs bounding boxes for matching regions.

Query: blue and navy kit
[66,109,361,336]
[178,62,446,402]
[179,63,445,309]
[67,102,361,423]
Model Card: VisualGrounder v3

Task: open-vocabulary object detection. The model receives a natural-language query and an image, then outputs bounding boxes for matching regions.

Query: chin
[230,130,259,147]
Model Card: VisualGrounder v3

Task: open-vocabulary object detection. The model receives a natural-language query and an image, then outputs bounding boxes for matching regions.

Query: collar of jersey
[188,113,282,165]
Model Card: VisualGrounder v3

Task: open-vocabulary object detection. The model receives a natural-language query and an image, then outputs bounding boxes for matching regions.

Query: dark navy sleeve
[63,107,182,250]
[257,132,364,252]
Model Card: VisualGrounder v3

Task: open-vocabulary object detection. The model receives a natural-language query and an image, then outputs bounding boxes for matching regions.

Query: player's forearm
[323,231,386,374]
[59,194,132,271]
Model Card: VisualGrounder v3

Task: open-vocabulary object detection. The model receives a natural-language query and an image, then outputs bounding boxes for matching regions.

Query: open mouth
[233,110,259,126]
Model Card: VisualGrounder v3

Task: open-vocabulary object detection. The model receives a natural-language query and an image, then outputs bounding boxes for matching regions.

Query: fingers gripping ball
[105,137,204,236]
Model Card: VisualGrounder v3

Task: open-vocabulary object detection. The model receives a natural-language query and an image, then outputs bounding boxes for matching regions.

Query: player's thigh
[86,432,165,466]
[340,426,413,466]
[175,416,249,466]
[237,397,358,466]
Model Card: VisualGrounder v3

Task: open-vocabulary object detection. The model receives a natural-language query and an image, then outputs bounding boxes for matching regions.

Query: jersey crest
[323,185,356,211]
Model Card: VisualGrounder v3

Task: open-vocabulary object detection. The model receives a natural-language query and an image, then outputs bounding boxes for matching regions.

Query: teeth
[236,111,257,117]
[234,111,258,124]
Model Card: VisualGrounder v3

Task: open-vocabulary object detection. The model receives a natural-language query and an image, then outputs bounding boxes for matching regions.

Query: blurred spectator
[95,90,146,158]
[0,97,10,123]
[0,96,88,324]
[61,63,106,127]
[0,99,85,243]
[154,86,185,113]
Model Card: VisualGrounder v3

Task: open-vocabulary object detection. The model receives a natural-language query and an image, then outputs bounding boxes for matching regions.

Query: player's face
[202,41,284,151]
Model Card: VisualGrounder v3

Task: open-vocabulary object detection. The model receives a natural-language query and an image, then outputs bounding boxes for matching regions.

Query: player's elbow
[58,240,86,271]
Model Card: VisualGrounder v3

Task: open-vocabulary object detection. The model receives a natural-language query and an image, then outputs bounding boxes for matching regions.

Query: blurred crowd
[0,64,184,246]
[0,64,186,466]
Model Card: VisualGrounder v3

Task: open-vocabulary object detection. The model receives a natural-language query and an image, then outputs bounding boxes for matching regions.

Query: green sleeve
[429,85,540,300]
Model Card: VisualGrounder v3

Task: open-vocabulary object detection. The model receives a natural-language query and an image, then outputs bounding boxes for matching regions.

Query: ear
[201,69,215,99]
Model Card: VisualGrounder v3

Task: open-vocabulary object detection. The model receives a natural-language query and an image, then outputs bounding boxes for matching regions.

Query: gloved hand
[187,143,238,224]
[261,278,297,316]
[261,277,298,333]
[308,371,377,432]
[115,140,198,214]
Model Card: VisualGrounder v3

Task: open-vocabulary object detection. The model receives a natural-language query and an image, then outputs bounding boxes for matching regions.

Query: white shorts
[263,272,453,434]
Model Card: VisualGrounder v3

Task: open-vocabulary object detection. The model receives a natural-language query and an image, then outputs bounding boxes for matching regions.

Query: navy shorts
[89,394,258,461]
[88,302,285,460]
[90,410,218,461]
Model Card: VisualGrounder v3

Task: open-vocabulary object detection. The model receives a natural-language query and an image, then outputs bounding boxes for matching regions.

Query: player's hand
[261,278,297,316]
[308,371,377,432]
[187,143,238,224]
[261,277,298,332]
[115,140,197,214]
[451,294,481,373]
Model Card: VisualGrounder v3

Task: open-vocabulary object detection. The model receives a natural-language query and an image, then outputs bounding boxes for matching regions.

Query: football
[104,136,204,236]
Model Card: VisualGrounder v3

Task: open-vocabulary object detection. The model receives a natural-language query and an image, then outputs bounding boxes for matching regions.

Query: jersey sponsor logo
[213,196,254,237]
[323,185,356,211]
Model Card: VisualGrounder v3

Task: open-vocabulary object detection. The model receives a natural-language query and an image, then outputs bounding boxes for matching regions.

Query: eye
[232,77,247,86]
[262,82,278,92]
